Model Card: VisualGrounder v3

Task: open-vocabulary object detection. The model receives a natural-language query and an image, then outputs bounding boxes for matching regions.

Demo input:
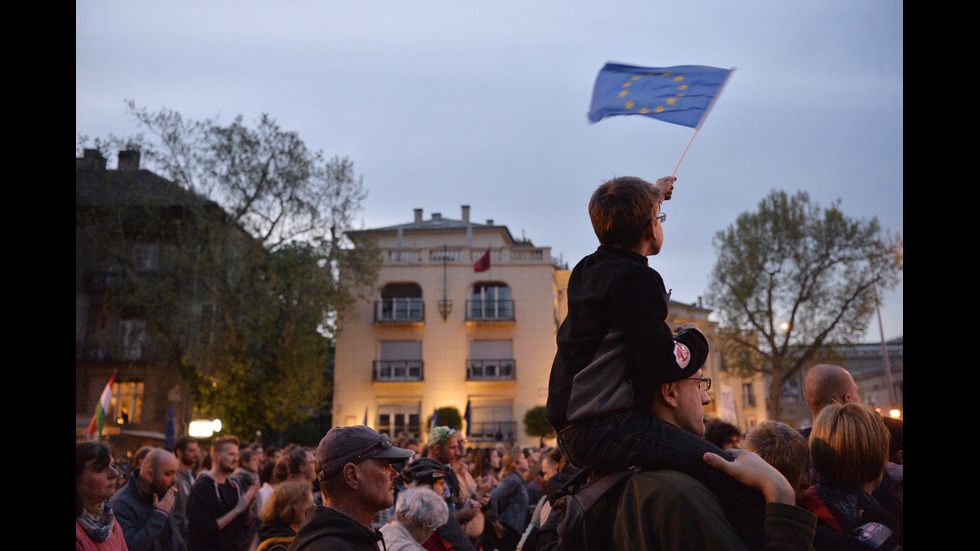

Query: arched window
[376,283,424,322]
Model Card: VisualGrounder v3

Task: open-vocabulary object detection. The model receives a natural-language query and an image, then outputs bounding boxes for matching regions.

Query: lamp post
[871,254,898,416]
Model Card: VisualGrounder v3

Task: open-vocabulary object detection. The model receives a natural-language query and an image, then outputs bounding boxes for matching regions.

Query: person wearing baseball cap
[289,425,414,551]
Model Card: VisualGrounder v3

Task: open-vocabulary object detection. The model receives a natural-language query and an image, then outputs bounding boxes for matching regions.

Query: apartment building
[333,206,565,447]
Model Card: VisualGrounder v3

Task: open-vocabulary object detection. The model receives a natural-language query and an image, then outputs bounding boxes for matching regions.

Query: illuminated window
[112,380,144,425]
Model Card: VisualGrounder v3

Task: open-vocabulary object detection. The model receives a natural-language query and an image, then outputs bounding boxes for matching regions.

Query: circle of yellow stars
[617,72,689,114]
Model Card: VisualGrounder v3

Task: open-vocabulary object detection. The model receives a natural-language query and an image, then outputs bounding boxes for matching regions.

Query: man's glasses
[688,376,711,392]
[351,433,392,463]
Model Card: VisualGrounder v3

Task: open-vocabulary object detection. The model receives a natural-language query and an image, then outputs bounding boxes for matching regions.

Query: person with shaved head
[110,447,185,551]
[802,364,861,439]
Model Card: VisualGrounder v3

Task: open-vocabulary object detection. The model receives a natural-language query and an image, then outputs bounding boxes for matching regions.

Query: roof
[76,167,214,209]
[350,213,526,246]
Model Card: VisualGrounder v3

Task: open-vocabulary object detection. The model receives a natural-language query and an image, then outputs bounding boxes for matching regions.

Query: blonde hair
[809,402,889,488]
[497,447,524,479]
[259,480,314,525]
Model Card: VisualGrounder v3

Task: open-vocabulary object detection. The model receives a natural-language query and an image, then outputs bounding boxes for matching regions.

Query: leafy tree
[705,190,902,421]
[425,406,463,433]
[77,103,380,437]
[523,405,555,447]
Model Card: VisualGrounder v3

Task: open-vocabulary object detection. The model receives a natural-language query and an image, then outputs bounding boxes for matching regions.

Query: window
[467,283,514,321]
[374,341,423,381]
[376,283,424,322]
[112,380,144,425]
[742,383,756,408]
[468,401,516,443]
[780,377,801,403]
[130,243,160,273]
[377,404,422,439]
[467,340,515,381]
[120,320,150,360]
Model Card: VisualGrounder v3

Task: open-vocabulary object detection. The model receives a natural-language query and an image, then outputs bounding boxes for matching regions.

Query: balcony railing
[374,298,424,323]
[468,421,518,443]
[465,300,515,322]
[75,342,165,362]
[382,246,551,267]
[466,359,516,381]
[373,360,424,382]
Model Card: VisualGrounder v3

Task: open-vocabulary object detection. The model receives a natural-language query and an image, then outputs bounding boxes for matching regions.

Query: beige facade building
[333,206,566,447]
[333,206,768,446]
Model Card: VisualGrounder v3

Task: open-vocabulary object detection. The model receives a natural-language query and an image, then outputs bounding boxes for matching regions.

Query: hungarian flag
[473,248,491,272]
[86,373,116,438]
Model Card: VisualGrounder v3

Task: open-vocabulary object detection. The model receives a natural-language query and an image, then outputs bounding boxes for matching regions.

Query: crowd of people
[76,389,903,551]
[77,175,902,551]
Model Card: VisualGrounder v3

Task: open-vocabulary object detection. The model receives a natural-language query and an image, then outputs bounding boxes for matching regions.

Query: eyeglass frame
[688,376,711,392]
[351,433,393,463]
[646,212,667,225]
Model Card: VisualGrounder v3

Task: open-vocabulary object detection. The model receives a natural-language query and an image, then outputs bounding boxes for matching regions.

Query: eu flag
[588,63,733,128]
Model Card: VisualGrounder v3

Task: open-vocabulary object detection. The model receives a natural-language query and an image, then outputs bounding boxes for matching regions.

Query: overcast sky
[76,1,903,342]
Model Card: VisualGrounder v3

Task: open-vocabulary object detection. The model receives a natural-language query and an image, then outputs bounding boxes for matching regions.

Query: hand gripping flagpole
[671,68,736,178]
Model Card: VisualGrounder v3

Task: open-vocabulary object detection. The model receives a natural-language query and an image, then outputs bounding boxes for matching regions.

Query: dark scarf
[77,500,116,542]
[815,483,880,531]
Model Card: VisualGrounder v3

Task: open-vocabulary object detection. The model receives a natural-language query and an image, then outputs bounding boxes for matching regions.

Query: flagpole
[671,67,736,178]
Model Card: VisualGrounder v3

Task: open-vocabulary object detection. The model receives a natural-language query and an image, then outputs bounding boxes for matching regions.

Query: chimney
[461,205,470,224]
[414,209,423,224]
[76,149,107,171]
[117,150,141,171]
[432,212,442,221]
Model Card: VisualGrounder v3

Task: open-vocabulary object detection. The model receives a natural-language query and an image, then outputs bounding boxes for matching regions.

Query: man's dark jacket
[287,505,384,551]
[109,470,187,551]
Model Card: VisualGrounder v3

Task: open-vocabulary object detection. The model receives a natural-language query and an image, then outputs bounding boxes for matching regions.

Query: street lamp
[188,418,223,438]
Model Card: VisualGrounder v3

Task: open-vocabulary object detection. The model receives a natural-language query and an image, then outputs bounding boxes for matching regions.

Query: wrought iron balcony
[373,360,424,382]
[466,359,516,381]
[75,342,165,362]
[374,298,425,323]
[467,421,518,443]
[465,300,515,322]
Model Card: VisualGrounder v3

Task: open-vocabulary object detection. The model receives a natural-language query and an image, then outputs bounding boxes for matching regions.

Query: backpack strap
[568,467,638,513]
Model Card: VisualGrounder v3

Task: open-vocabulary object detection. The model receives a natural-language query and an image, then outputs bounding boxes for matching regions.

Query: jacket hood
[258,521,297,541]
[289,505,381,550]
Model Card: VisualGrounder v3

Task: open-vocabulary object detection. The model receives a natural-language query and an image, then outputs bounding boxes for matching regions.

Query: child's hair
[589,176,662,248]
[744,421,810,489]
[809,402,889,488]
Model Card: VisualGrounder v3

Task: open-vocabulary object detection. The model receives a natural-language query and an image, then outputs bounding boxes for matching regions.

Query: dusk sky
[76,1,903,342]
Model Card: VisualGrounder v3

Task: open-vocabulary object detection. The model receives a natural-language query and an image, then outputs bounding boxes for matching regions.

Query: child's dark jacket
[548,245,709,431]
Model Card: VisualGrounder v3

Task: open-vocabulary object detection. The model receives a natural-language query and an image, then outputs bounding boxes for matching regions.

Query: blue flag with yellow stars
[588,63,733,128]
